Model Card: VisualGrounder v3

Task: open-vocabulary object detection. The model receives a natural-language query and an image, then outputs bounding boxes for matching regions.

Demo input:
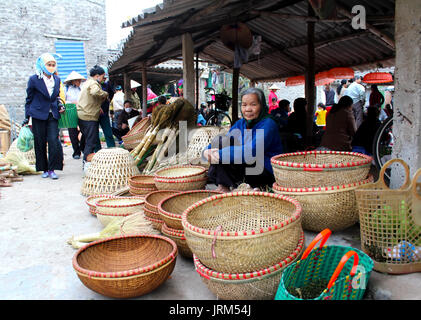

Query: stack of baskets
[144,190,182,232]
[81,148,140,197]
[153,165,207,191]
[182,191,304,300]
[158,190,222,258]
[271,151,372,232]
[85,194,116,216]
[121,117,151,150]
[95,196,145,226]
[128,174,157,195]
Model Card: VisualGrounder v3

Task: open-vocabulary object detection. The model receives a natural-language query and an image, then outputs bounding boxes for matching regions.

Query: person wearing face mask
[76,65,109,166]
[24,53,65,180]
[203,88,284,193]
[112,100,141,142]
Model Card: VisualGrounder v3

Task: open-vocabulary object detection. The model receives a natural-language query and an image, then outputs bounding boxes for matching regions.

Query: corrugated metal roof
[55,41,88,80]
[110,0,396,82]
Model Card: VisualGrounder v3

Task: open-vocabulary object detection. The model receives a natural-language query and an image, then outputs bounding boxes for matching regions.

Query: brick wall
[0,0,108,123]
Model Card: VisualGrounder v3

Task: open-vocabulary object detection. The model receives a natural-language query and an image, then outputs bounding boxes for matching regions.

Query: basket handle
[301,229,332,260]
[327,251,359,289]
[411,168,421,226]
[379,159,411,189]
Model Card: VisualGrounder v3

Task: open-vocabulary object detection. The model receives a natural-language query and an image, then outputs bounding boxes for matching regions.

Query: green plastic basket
[58,104,78,129]
[275,229,373,300]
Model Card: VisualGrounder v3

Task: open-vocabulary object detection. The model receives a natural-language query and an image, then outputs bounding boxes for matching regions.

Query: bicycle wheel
[206,112,232,127]
[372,116,394,177]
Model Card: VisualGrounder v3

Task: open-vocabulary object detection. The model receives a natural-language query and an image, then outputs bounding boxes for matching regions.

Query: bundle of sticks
[0,162,23,187]
[130,98,197,173]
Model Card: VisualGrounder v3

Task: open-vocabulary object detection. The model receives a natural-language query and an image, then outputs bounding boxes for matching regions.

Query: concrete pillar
[182,33,195,105]
[391,0,421,181]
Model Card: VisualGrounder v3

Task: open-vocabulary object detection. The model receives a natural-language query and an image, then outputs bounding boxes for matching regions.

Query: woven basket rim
[154,176,208,184]
[129,185,157,191]
[144,190,182,208]
[154,165,206,180]
[86,194,117,208]
[272,177,373,193]
[182,191,302,237]
[158,190,222,219]
[144,206,160,216]
[95,196,145,208]
[72,234,177,279]
[194,232,304,281]
[129,175,156,186]
[270,151,372,169]
[121,117,150,139]
[161,223,185,238]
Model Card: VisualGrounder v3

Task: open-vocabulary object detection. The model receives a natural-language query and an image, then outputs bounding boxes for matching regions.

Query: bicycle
[372,115,394,181]
[204,88,233,127]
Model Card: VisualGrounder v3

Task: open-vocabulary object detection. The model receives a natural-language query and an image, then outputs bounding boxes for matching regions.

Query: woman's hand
[204,148,220,164]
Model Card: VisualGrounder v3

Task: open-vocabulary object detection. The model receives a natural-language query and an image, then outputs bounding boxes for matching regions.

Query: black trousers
[112,127,129,141]
[207,163,275,189]
[68,127,85,157]
[78,119,99,161]
[31,113,64,172]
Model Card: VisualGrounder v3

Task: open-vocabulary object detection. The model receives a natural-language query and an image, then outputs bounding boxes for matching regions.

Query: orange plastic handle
[327,251,359,289]
[301,229,332,260]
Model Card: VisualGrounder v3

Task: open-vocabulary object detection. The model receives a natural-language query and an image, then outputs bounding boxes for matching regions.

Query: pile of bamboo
[130,98,197,173]
[0,161,23,188]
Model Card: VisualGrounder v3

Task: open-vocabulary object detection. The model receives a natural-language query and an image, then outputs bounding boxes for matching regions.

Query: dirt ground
[0,145,419,300]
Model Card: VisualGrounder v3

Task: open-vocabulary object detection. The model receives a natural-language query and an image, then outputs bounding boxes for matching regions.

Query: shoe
[42,171,49,178]
[48,171,58,179]
[73,155,81,159]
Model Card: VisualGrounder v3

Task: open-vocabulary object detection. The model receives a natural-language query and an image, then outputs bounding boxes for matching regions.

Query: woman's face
[241,93,261,121]
[45,61,56,74]
[73,80,82,87]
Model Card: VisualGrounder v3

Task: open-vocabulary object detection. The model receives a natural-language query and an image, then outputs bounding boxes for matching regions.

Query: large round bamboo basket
[158,190,222,230]
[121,117,151,150]
[144,190,182,213]
[182,191,303,273]
[195,232,304,300]
[81,148,140,196]
[154,176,207,191]
[270,151,372,188]
[161,223,193,258]
[72,234,177,298]
[272,178,373,232]
[95,196,145,226]
[7,139,36,165]
[154,165,206,180]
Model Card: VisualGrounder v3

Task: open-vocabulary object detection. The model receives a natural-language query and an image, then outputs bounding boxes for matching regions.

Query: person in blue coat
[23,53,65,179]
[203,87,284,192]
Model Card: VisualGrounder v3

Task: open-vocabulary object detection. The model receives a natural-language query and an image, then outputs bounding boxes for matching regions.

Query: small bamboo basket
[154,165,207,180]
[129,185,157,196]
[182,191,303,273]
[158,190,222,230]
[154,176,207,191]
[272,178,373,232]
[95,196,145,226]
[271,151,372,188]
[355,159,421,274]
[85,194,117,216]
[122,117,151,150]
[161,223,193,258]
[72,234,177,298]
[129,174,156,188]
[195,232,304,300]
[81,148,140,197]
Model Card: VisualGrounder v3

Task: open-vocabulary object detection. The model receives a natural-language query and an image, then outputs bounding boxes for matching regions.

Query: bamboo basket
[144,207,161,220]
[270,151,372,188]
[95,196,145,226]
[195,232,304,300]
[144,190,182,213]
[182,191,303,273]
[81,148,140,197]
[72,234,177,298]
[272,178,373,232]
[6,139,36,165]
[86,194,117,216]
[154,176,207,191]
[129,174,156,188]
[129,184,157,196]
[161,223,193,258]
[158,190,222,230]
[355,159,421,274]
[121,117,151,150]
[154,165,206,180]
[145,215,164,232]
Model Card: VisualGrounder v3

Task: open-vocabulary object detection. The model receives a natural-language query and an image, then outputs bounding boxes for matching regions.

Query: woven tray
[72,234,177,298]
[195,232,304,300]
[154,165,206,180]
[122,117,151,150]
[95,196,145,226]
[161,223,193,258]
[182,191,303,273]
[129,184,157,196]
[81,148,140,197]
[129,174,156,188]
[154,176,207,191]
[144,190,182,213]
[158,190,222,230]
[272,178,373,232]
[86,194,117,216]
[271,151,372,188]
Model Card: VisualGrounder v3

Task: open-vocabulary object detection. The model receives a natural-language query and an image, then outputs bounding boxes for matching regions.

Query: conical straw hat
[131,80,141,88]
[269,84,280,90]
[64,71,85,84]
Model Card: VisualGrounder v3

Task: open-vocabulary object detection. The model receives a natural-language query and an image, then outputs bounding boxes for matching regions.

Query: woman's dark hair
[278,99,290,110]
[123,100,132,106]
[293,98,307,115]
[158,95,167,105]
[371,84,379,92]
[89,65,105,77]
[337,79,347,95]
[330,95,353,113]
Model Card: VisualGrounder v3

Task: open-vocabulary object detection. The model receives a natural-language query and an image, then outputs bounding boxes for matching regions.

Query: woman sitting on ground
[203,88,284,193]
[318,95,357,152]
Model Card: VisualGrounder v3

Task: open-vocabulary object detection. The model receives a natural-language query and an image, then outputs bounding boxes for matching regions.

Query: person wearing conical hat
[64,71,86,159]
[268,83,280,114]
